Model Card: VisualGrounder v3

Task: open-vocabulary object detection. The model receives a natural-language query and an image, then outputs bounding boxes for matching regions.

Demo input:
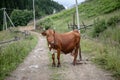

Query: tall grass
[100,27,120,44]
[92,15,120,37]
[0,30,23,41]
[0,34,38,80]
[81,22,120,79]
[81,38,120,79]
[79,0,120,18]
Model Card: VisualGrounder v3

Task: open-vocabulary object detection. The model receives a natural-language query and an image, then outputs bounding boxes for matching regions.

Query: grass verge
[0,30,23,42]
[0,34,38,80]
[81,38,120,80]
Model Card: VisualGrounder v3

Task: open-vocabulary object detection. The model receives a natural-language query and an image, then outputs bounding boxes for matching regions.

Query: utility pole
[73,13,76,30]
[33,0,36,30]
[5,11,15,28]
[75,0,80,31]
[2,8,7,30]
[2,8,15,31]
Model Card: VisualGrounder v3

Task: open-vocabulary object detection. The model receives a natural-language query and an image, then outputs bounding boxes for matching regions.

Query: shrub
[92,15,120,37]
[92,18,107,37]
[107,15,120,28]
[10,9,33,27]
[38,18,53,30]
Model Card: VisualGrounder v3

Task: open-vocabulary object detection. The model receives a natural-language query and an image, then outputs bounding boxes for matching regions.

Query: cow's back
[55,30,80,54]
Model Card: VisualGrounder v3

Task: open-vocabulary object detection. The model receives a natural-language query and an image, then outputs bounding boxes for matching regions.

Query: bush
[10,9,33,27]
[38,18,53,30]
[92,18,107,37]
[107,15,120,28]
[92,15,120,37]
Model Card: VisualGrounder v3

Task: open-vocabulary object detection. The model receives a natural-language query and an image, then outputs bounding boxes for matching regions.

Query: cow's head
[41,29,55,46]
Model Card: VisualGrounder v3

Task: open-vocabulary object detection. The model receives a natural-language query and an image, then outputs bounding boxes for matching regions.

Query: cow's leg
[79,45,82,61]
[73,47,78,65]
[52,53,56,67]
[57,49,61,67]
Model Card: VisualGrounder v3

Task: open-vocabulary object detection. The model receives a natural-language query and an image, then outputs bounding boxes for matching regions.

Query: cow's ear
[53,29,55,34]
[41,31,46,36]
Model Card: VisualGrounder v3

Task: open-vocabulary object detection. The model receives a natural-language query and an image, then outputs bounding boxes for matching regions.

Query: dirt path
[61,54,114,80]
[6,31,114,80]
[5,32,51,80]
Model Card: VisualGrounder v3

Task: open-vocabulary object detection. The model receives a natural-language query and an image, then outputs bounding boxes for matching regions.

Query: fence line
[0,30,30,46]
[81,34,120,47]
[0,37,20,45]
[68,21,94,30]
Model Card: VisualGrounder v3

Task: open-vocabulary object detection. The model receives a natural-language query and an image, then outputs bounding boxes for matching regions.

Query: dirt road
[6,32,113,80]
[5,32,51,80]
[61,54,113,80]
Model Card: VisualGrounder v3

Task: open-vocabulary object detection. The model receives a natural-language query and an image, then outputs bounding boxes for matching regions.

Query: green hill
[37,0,120,79]
[37,0,120,31]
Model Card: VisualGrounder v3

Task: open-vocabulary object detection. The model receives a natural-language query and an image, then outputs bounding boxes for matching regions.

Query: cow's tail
[79,44,82,61]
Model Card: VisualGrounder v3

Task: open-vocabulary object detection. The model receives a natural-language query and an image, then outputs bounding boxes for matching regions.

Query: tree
[0,0,65,30]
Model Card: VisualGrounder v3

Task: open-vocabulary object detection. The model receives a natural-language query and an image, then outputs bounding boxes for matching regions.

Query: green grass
[81,38,120,79]
[49,67,64,80]
[0,34,38,80]
[37,9,73,32]
[0,30,23,42]
[99,27,120,43]
[79,0,120,18]
[37,0,120,32]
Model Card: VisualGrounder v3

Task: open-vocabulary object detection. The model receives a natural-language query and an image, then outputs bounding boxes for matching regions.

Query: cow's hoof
[72,62,76,66]
[57,64,61,67]
[52,64,56,67]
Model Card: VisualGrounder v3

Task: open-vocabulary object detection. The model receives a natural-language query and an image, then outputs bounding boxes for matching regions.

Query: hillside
[37,0,120,31]
[37,0,120,79]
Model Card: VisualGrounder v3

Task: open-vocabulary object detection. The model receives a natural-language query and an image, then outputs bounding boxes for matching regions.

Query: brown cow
[41,29,82,67]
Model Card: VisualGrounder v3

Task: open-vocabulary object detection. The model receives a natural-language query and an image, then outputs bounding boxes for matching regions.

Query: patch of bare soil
[18,26,34,31]
[61,54,114,80]
[5,32,51,80]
